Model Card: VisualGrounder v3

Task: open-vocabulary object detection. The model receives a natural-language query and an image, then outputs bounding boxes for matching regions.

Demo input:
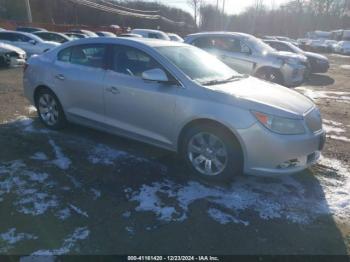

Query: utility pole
[222,0,226,30]
[24,0,33,23]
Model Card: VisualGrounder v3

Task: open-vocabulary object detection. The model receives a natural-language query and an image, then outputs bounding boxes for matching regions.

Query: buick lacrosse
[23,38,325,181]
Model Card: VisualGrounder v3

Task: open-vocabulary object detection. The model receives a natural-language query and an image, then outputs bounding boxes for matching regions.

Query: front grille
[305,108,322,133]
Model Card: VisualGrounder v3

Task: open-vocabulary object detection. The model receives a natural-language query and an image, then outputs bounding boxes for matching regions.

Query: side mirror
[29,39,37,45]
[142,68,169,82]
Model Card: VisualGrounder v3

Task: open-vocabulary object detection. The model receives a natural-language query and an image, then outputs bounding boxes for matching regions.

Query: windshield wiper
[201,74,247,86]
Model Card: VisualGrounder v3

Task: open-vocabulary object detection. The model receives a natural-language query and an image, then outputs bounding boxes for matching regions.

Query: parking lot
[0,53,350,255]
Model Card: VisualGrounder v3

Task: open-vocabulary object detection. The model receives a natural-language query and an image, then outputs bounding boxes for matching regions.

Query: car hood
[0,42,25,54]
[204,77,314,118]
[304,52,328,61]
[269,51,307,62]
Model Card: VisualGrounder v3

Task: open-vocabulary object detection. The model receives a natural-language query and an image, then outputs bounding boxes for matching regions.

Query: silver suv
[23,38,325,181]
[185,32,308,86]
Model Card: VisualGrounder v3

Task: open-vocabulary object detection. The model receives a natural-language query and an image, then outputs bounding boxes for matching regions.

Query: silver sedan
[23,37,325,181]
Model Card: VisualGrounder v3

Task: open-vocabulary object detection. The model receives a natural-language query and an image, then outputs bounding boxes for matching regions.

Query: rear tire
[35,88,67,130]
[181,124,243,183]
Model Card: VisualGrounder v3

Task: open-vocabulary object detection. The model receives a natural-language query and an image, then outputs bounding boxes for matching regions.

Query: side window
[15,34,32,42]
[0,33,14,41]
[148,33,159,39]
[192,37,213,49]
[70,44,106,68]
[58,47,71,62]
[211,37,250,54]
[112,45,162,77]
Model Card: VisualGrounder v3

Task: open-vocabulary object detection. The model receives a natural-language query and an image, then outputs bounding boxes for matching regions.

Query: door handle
[106,86,120,95]
[55,74,65,81]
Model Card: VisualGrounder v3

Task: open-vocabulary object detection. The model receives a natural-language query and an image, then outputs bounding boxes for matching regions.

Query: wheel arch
[254,66,284,83]
[177,118,246,164]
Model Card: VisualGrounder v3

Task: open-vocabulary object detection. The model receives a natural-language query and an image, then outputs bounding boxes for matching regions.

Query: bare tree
[187,0,202,26]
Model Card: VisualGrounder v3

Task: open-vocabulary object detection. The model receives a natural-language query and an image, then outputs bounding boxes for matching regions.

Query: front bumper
[281,63,306,86]
[9,57,26,67]
[237,123,325,176]
[310,60,329,73]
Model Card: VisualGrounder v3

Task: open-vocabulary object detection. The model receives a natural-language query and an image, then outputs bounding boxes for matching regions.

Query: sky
[141,0,291,15]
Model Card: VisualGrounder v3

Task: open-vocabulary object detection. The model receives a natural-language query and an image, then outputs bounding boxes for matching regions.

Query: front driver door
[103,45,178,148]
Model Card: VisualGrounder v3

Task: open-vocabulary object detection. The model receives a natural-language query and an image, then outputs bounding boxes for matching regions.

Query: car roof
[0,30,43,40]
[59,37,187,48]
[186,31,254,39]
[132,29,164,33]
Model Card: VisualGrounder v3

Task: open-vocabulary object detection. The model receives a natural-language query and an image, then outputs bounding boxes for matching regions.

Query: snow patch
[32,227,89,255]
[26,105,37,114]
[88,144,127,165]
[0,160,59,216]
[30,152,49,161]
[69,204,89,218]
[49,139,71,170]
[0,228,37,245]
[208,208,249,226]
[340,64,350,70]
[296,87,350,103]
[130,157,350,225]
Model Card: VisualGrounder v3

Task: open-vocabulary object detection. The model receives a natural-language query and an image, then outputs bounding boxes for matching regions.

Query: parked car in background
[0,31,60,57]
[34,31,71,43]
[68,29,98,37]
[264,40,329,74]
[16,26,47,33]
[261,36,277,40]
[131,29,170,40]
[168,33,184,42]
[96,31,116,37]
[119,33,142,38]
[297,38,309,50]
[0,42,26,67]
[64,33,88,40]
[334,41,350,55]
[324,40,338,52]
[274,36,299,46]
[307,39,329,52]
[185,32,307,86]
[23,37,325,180]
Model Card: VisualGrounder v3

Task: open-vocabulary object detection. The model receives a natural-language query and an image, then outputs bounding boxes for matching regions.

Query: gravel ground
[0,55,349,255]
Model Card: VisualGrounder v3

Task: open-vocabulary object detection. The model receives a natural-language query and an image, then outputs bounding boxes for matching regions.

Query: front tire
[255,68,283,85]
[181,124,243,182]
[35,88,67,130]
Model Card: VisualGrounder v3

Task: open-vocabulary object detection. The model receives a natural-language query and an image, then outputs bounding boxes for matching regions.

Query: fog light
[277,159,300,169]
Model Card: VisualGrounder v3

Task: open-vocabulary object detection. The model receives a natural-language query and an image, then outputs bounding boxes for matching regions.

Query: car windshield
[156,45,242,85]
[246,37,275,54]
[285,42,304,53]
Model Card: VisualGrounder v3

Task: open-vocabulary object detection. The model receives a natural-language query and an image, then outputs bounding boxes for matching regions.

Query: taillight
[23,63,29,72]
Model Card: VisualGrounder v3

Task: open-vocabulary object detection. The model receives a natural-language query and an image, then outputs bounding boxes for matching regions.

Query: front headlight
[252,111,306,135]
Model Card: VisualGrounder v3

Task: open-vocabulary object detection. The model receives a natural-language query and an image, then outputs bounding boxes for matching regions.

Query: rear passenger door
[192,36,255,74]
[52,44,107,125]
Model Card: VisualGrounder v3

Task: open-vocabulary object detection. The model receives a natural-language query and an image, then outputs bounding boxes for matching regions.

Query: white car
[131,29,170,41]
[307,39,328,52]
[0,31,60,57]
[168,33,184,42]
[334,41,350,55]
[0,42,26,67]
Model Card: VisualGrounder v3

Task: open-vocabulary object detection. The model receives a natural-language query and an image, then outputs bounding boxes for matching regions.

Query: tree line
[199,0,350,38]
[0,0,349,37]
